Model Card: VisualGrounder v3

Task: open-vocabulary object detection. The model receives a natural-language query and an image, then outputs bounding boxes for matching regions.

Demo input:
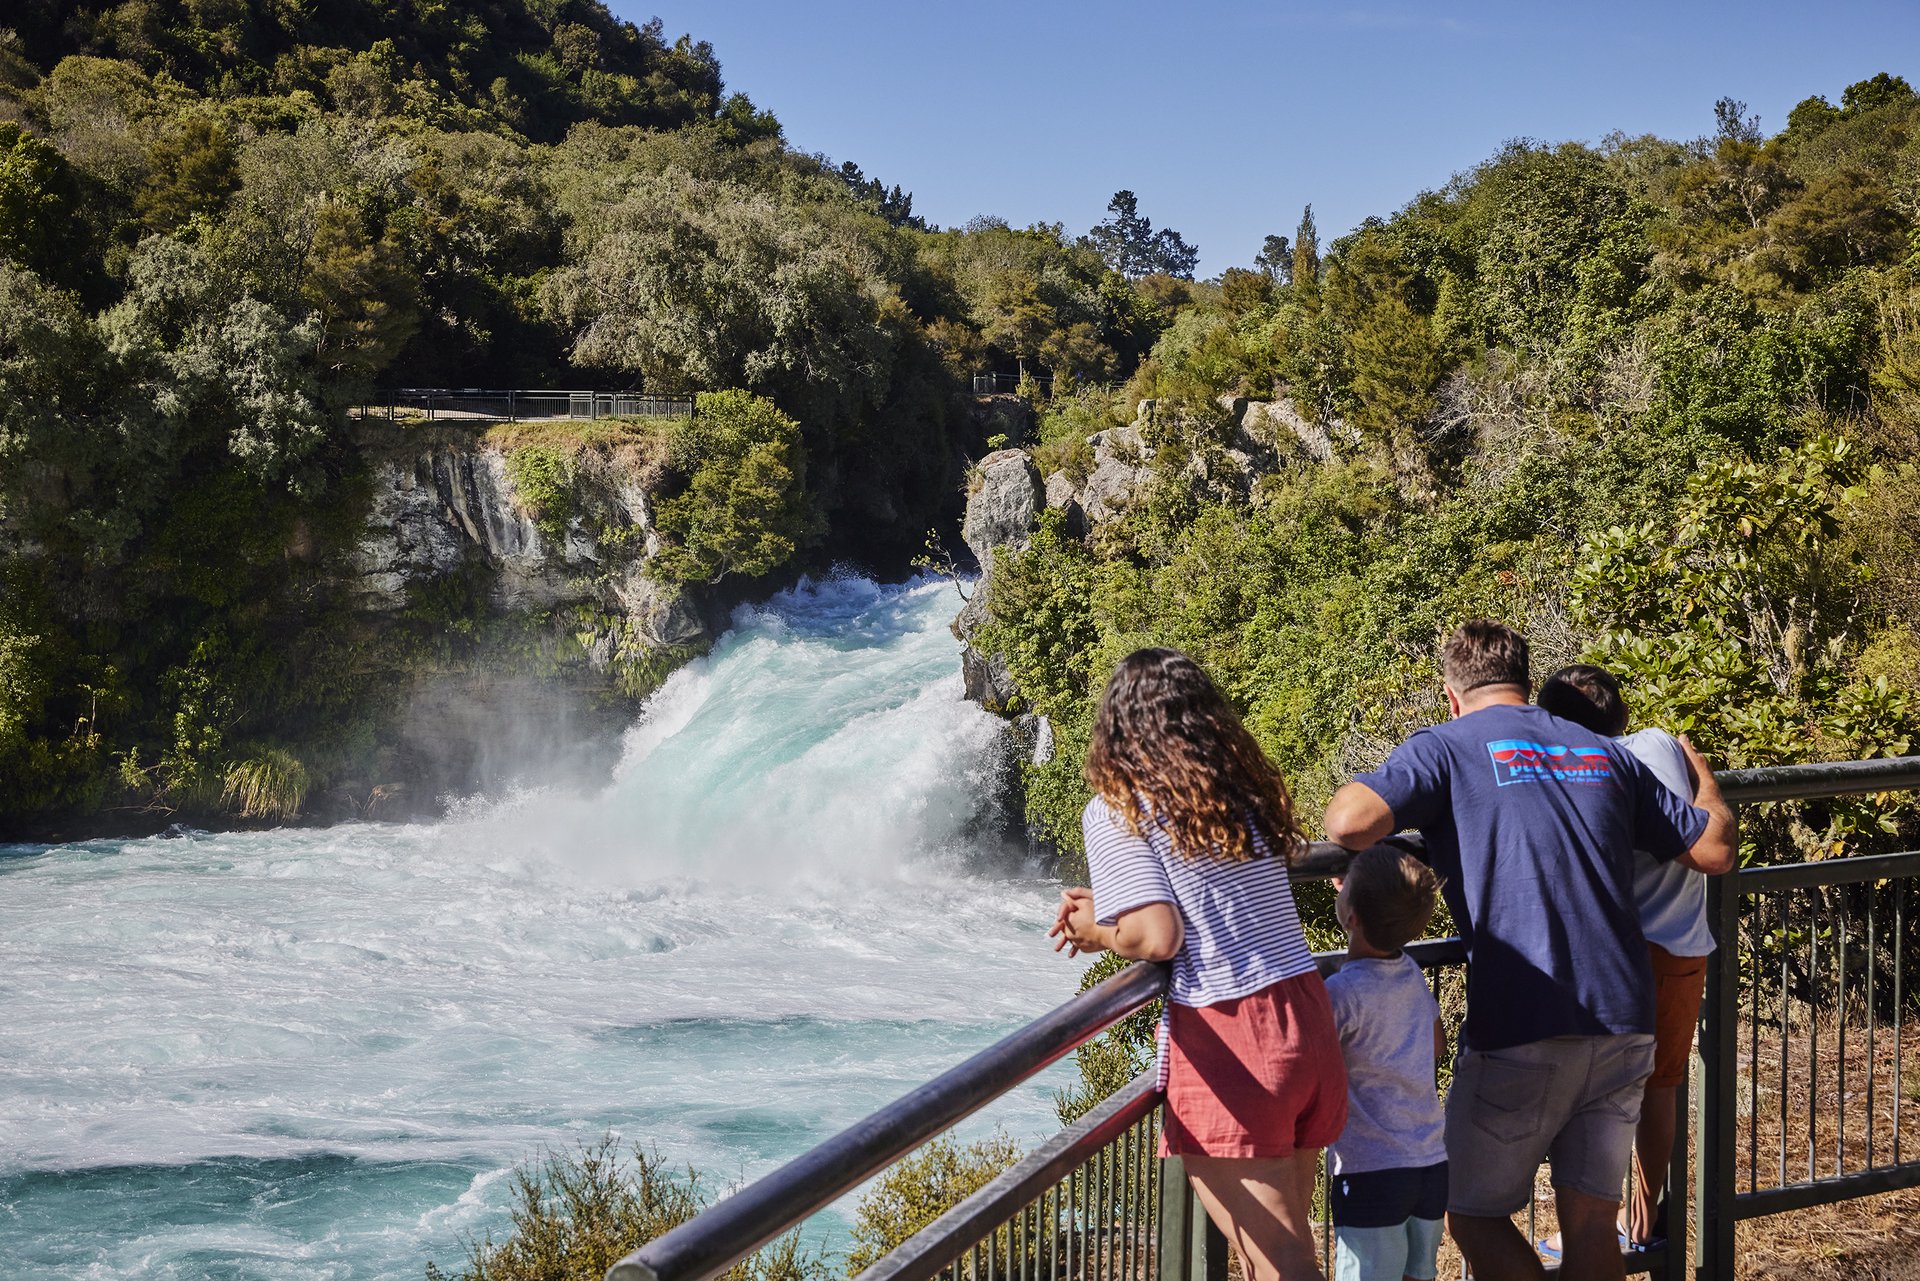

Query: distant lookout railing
[608,756,1920,1281]
[358,388,694,424]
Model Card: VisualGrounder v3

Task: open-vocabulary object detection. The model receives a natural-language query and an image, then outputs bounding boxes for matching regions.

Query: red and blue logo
[1487,739,1613,786]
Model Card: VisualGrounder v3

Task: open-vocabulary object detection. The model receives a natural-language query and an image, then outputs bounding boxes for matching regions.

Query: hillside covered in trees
[965,77,1920,869]
[0,1,1208,833]
[3,2,1917,852]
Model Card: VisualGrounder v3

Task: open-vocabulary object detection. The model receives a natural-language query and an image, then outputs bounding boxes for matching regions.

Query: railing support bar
[1697,873,1740,1280]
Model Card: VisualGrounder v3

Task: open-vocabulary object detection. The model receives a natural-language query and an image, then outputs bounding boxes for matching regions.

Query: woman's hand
[1049,887,1107,957]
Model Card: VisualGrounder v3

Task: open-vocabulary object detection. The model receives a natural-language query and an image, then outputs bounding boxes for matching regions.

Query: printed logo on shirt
[1487,739,1614,786]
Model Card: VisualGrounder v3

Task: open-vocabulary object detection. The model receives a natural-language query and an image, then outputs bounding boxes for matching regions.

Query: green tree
[0,123,81,282]
[300,201,420,378]
[135,117,239,232]
[1255,232,1292,283]
[1569,436,1909,767]
[1291,205,1321,306]
[1088,190,1199,280]
[652,390,819,584]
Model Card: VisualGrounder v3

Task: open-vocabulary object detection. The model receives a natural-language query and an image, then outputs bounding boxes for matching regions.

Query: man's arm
[1325,781,1397,850]
[1674,736,1738,875]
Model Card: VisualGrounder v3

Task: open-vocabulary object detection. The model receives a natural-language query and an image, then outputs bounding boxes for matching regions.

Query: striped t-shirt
[1082,795,1319,1009]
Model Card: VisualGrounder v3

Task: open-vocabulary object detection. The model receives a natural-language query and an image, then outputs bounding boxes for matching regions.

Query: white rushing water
[0,576,1086,1280]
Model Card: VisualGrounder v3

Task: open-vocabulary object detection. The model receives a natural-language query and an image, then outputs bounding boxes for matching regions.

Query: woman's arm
[1050,887,1184,961]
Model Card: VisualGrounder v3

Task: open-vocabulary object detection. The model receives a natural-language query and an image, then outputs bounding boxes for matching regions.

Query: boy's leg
[1628,1086,1678,1242]
[1402,1216,1445,1281]
[1631,946,1706,1242]
[1333,1223,1409,1281]
[1186,1153,1325,1281]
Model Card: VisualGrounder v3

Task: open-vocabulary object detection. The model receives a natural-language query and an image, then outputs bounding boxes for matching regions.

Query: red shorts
[1161,970,1348,1158]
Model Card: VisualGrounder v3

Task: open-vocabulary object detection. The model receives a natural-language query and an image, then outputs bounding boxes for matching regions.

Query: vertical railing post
[1659,1055,1691,1281]
[1156,1156,1191,1281]
[1696,872,1740,1280]
[1155,1155,1225,1281]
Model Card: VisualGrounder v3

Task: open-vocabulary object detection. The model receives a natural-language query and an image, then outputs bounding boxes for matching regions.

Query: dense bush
[652,390,819,585]
[425,1138,823,1281]
[0,0,1197,832]
[846,1131,1022,1274]
[971,74,1920,883]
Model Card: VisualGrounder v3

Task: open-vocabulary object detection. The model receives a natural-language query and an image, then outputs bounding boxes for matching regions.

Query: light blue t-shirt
[1325,953,1446,1175]
[1619,727,1715,957]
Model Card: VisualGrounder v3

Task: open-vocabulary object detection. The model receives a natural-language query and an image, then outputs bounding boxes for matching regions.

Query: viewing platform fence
[973,374,1054,396]
[358,389,694,424]
[608,755,1920,1281]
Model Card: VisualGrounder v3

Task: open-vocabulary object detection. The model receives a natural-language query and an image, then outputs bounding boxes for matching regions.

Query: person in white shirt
[1325,845,1448,1281]
[1537,664,1711,1252]
[1051,648,1344,1281]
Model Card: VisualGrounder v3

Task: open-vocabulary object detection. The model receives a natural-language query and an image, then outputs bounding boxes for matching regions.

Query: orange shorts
[1160,971,1348,1158]
[1649,943,1707,1088]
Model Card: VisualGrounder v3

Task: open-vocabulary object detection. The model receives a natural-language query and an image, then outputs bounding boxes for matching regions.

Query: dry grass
[1289,1011,1920,1280]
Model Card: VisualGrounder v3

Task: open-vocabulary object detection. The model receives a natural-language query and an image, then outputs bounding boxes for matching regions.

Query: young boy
[1326,845,1448,1281]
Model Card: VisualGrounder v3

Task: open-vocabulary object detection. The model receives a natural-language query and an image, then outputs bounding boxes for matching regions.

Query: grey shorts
[1445,1033,1655,1217]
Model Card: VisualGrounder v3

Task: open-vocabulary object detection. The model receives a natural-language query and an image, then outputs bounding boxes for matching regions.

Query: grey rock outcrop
[1234,396,1341,464]
[1042,471,1087,538]
[953,449,1044,711]
[962,449,1044,565]
[340,423,717,816]
[1078,420,1155,525]
[956,393,1344,714]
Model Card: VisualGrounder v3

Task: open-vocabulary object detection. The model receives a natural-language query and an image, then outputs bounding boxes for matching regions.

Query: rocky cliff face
[333,422,714,818]
[954,394,1341,709]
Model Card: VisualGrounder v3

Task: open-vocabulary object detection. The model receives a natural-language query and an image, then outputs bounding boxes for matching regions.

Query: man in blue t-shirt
[1324,621,1737,1281]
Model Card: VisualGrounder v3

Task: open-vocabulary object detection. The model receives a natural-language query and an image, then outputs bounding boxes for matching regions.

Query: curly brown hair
[1084,648,1303,863]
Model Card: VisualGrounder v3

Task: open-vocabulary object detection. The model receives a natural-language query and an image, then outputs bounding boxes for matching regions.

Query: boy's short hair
[1538,664,1628,737]
[1345,846,1441,954]
[1440,620,1530,695]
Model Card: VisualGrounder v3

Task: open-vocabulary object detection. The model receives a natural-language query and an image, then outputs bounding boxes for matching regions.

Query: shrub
[652,390,820,585]
[1053,952,1160,1125]
[846,1132,1022,1273]
[221,748,310,821]
[503,445,576,545]
[426,1137,824,1281]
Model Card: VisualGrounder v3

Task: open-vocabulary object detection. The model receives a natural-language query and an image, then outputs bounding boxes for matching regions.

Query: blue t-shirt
[1355,703,1709,1052]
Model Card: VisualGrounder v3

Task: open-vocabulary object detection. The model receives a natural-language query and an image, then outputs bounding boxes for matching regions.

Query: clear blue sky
[612,1,1916,278]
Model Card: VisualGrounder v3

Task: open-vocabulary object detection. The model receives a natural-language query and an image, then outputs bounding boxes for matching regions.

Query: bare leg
[1185,1153,1326,1281]
[1555,1185,1628,1281]
[1628,1085,1676,1243]
[1447,1211,1546,1281]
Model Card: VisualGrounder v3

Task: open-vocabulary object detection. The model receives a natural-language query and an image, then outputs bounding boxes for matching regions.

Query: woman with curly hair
[1051,648,1344,1281]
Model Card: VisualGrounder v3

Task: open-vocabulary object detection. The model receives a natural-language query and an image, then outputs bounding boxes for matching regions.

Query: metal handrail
[607,959,1170,1281]
[857,1071,1162,1281]
[1716,755,1920,803]
[608,755,1920,1281]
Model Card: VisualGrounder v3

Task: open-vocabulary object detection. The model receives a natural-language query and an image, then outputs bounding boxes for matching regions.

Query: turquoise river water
[0,575,1086,1279]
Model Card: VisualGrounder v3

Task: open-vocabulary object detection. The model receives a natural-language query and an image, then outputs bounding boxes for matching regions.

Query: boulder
[614,571,708,649]
[962,449,1045,566]
[1043,470,1087,538]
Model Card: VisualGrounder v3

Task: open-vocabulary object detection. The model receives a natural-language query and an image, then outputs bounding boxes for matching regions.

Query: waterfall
[0,575,1084,1280]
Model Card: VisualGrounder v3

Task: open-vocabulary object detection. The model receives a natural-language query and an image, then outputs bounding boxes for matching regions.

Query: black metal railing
[608,756,1920,1281]
[1693,757,1920,1277]
[359,388,694,424]
[973,373,1055,396]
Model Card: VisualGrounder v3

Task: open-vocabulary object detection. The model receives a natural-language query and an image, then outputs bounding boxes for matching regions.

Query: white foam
[0,574,1086,1279]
